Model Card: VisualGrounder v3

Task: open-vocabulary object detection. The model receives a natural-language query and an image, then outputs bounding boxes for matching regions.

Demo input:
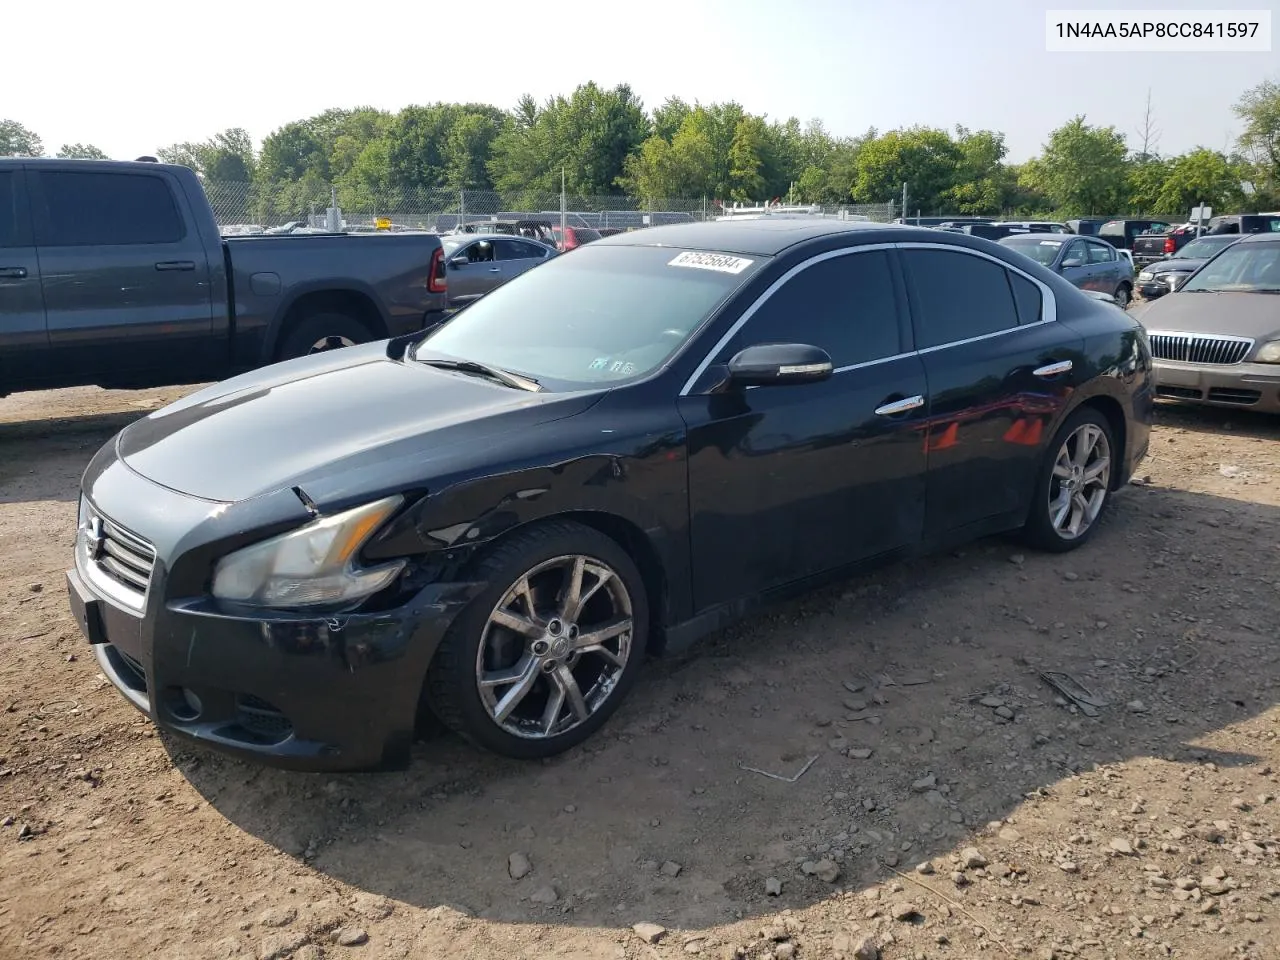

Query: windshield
[1001,236,1064,266]
[1175,237,1237,259]
[442,238,464,255]
[412,245,766,388]
[1180,242,1280,293]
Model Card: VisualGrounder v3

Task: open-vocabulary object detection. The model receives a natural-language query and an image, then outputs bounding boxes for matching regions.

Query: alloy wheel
[308,335,356,354]
[475,555,633,739]
[1047,422,1111,540]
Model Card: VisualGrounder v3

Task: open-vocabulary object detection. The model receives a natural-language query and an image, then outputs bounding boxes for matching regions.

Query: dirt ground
[1,383,1278,960]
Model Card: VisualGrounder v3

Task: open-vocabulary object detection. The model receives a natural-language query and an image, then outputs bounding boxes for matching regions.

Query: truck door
[0,167,48,393]
[28,166,214,387]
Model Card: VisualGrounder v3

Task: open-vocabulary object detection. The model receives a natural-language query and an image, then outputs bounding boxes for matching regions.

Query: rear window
[35,171,184,246]
[571,228,601,242]
[1000,236,1063,266]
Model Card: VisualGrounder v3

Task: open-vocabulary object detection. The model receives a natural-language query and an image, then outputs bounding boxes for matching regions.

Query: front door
[493,238,551,285]
[0,167,48,391]
[29,167,214,385]
[446,240,500,307]
[898,245,1084,540]
[680,247,929,610]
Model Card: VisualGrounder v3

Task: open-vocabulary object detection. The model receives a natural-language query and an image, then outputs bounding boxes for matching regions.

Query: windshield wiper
[417,357,542,392]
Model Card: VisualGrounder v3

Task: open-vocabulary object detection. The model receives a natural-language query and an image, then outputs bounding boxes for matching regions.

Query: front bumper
[66,457,481,772]
[1153,360,1280,414]
[1137,280,1172,299]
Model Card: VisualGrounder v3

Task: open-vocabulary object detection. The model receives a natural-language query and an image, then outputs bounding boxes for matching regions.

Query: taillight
[1163,236,1175,254]
[428,247,447,293]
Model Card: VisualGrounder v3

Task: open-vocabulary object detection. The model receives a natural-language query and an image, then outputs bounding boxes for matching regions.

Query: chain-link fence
[204,181,898,234]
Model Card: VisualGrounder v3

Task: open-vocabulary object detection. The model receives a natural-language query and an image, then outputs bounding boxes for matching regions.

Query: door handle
[1033,360,1073,378]
[0,266,28,279]
[874,395,925,417]
[488,267,501,273]
[155,260,195,272]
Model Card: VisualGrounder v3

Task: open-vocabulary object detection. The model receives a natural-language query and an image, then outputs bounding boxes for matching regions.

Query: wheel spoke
[1052,457,1073,480]
[491,608,542,638]
[479,653,535,688]
[490,658,539,723]
[541,677,567,734]
[1050,489,1072,531]
[555,665,590,721]
[1072,426,1097,469]
[574,617,632,651]
[1083,456,1110,484]
[513,577,537,617]
[558,557,585,618]
[1069,493,1090,536]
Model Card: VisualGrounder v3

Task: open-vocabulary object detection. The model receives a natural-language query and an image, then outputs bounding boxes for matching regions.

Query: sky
[6,0,1276,165]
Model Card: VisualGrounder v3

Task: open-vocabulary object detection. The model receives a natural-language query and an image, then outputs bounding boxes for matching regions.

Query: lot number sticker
[669,251,754,274]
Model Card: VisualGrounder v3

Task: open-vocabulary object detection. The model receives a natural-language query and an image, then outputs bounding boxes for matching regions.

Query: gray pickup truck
[0,158,448,397]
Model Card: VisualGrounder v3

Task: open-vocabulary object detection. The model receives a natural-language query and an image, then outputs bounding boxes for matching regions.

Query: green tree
[853,127,962,212]
[1154,148,1246,215]
[1126,156,1171,213]
[384,103,507,193]
[727,115,769,200]
[257,120,330,182]
[1234,78,1280,204]
[56,143,108,160]
[1023,116,1128,215]
[0,119,42,157]
[942,127,1009,214]
[652,97,692,141]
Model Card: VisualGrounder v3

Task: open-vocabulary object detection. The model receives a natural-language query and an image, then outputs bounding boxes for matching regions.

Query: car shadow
[176,484,1279,930]
[1153,400,1280,441]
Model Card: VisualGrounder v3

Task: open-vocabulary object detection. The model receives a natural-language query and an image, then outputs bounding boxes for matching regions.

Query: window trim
[679,241,1056,395]
[0,167,34,248]
[1083,238,1114,264]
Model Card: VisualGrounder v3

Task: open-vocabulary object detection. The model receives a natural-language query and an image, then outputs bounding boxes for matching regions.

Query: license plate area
[66,569,107,645]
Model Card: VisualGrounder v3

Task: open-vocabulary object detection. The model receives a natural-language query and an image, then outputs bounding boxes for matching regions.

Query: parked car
[1206,213,1280,235]
[997,220,1071,234]
[1136,233,1280,412]
[551,225,602,251]
[1065,218,1113,236]
[1095,218,1176,253]
[0,159,448,398]
[66,218,1153,771]
[960,223,1036,241]
[1135,234,1242,299]
[440,233,556,309]
[999,233,1136,306]
[893,216,995,226]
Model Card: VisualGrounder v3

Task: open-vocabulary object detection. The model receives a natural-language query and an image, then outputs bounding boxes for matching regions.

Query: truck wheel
[277,312,374,361]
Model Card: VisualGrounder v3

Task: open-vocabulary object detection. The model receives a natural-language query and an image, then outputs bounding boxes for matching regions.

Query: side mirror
[1061,257,1084,269]
[449,256,469,268]
[726,343,833,387]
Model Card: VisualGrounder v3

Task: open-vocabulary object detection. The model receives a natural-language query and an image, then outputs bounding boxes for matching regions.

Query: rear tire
[1113,283,1131,309]
[1021,407,1116,553]
[276,312,374,361]
[424,520,648,760]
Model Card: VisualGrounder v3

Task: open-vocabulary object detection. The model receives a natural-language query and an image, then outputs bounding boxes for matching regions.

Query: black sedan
[66,220,1154,771]
[1135,234,1241,299]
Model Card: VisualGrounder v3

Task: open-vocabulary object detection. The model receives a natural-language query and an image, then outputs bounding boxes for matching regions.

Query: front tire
[424,520,649,759]
[1113,283,1131,309]
[1021,407,1115,553]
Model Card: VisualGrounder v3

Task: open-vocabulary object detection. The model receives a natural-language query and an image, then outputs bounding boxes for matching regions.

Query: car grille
[1147,332,1253,365]
[81,502,156,604]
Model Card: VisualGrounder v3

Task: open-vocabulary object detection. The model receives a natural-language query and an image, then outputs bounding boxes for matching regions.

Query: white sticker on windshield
[1039,240,1063,246]
[668,251,754,274]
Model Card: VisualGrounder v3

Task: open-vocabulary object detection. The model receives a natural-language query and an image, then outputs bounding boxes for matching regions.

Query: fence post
[460,189,466,231]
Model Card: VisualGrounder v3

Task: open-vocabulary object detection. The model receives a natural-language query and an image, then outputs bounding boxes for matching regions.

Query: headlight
[1158,274,1184,290]
[1138,271,1153,281]
[211,495,406,609]
[1256,341,1280,364]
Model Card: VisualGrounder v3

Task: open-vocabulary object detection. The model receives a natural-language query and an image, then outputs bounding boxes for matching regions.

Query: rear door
[29,167,214,384]
[0,167,48,390]
[899,244,1084,541]
[1084,238,1124,293]
[493,238,551,283]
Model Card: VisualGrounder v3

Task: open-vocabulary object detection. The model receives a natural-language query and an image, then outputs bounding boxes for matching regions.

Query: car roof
[1236,233,1280,244]
[445,232,549,243]
[594,218,925,256]
[0,157,177,173]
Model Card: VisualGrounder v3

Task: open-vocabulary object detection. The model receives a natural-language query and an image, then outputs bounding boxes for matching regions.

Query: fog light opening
[164,686,204,722]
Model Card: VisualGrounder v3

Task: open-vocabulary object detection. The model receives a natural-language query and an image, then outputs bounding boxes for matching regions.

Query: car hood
[116,343,601,504]
[1136,290,1280,341]
[1140,257,1207,274]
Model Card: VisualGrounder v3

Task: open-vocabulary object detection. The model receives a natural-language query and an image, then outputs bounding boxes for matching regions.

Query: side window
[1062,241,1084,264]
[0,171,26,248]
[495,238,547,261]
[35,171,184,246]
[721,250,902,368]
[903,249,1021,348]
[1086,241,1113,264]
[1008,271,1043,325]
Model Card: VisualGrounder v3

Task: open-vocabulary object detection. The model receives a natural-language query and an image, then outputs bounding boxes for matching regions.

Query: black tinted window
[723,251,901,367]
[0,171,25,248]
[1009,271,1042,324]
[903,250,1020,348]
[36,171,183,246]
[495,238,547,261]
